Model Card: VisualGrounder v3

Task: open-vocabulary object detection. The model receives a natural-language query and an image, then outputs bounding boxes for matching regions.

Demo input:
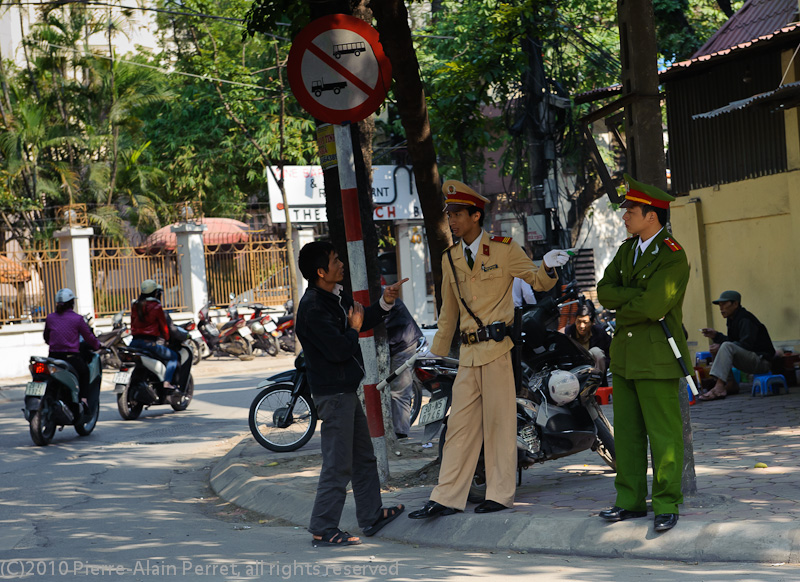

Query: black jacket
[564,323,612,368]
[713,306,775,360]
[385,298,423,354]
[295,285,389,397]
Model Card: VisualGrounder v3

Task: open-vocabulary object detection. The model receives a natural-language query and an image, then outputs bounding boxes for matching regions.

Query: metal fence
[0,240,67,326]
[205,234,289,309]
[90,237,185,317]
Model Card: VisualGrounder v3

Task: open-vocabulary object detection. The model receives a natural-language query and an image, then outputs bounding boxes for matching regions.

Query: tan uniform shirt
[431,232,558,366]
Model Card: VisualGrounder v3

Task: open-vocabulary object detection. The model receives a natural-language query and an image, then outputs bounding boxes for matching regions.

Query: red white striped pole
[333,123,389,481]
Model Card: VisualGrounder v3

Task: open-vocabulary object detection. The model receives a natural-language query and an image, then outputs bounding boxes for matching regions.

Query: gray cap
[712,290,741,304]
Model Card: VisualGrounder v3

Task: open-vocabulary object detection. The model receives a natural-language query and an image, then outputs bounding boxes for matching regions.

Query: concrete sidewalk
[212,387,800,563]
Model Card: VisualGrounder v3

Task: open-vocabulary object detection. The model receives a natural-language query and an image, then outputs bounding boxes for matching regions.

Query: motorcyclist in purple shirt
[43,288,102,411]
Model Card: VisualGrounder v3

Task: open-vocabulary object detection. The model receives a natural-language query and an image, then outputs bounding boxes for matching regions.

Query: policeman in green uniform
[596,174,690,533]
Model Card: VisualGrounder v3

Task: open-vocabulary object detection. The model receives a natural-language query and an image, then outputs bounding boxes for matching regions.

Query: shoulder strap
[446,249,484,329]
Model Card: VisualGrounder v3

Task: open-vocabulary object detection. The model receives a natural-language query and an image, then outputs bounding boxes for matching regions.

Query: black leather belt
[460,322,512,345]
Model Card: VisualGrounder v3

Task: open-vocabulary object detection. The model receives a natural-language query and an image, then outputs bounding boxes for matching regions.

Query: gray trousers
[710,342,771,382]
[308,392,382,536]
[390,345,417,435]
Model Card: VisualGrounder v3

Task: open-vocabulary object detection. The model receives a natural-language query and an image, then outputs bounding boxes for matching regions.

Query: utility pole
[617,0,696,495]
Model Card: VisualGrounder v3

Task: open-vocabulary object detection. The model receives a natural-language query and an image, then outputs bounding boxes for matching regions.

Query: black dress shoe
[408,501,457,519]
[599,506,647,522]
[654,513,678,532]
[474,500,508,514]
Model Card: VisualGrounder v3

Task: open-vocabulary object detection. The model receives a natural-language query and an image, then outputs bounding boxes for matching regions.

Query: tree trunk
[370,0,451,311]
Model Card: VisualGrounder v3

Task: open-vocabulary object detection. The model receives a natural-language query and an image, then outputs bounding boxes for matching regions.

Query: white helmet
[547,370,580,405]
[55,288,76,304]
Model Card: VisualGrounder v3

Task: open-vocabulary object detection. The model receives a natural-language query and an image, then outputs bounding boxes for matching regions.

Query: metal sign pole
[333,123,389,482]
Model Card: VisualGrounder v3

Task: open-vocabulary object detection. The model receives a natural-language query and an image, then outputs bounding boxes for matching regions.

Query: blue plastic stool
[751,374,787,397]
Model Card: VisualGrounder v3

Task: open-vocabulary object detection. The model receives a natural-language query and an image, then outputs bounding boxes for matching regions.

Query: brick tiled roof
[694,0,799,57]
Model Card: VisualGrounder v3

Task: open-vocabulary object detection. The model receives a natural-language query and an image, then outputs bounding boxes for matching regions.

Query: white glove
[543,249,571,269]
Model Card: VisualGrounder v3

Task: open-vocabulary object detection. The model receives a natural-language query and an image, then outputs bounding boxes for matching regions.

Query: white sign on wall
[268,165,422,223]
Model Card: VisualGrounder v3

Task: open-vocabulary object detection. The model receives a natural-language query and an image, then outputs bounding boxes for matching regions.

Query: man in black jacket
[385,298,424,439]
[296,241,406,547]
[699,290,775,401]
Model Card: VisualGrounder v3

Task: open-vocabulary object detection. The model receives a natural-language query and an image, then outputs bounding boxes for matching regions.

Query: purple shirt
[44,310,102,353]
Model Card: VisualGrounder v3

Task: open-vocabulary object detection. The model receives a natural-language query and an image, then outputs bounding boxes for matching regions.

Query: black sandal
[311,529,362,547]
[362,504,405,537]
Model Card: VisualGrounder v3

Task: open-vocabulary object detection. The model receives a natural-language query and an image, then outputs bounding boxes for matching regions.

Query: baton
[659,317,699,396]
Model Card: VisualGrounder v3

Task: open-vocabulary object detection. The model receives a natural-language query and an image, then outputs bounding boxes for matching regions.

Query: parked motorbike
[113,329,195,420]
[96,311,131,369]
[179,319,204,365]
[23,344,102,446]
[247,303,279,356]
[415,291,616,503]
[196,300,254,359]
[248,339,427,452]
[272,299,296,354]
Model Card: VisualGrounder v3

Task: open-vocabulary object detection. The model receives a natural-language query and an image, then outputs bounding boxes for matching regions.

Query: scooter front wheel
[248,384,317,452]
[170,375,194,411]
[592,406,616,471]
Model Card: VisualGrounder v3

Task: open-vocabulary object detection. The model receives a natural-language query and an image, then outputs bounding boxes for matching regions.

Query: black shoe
[654,513,678,532]
[474,500,508,514]
[395,433,408,440]
[599,506,647,522]
[408,501,457,519]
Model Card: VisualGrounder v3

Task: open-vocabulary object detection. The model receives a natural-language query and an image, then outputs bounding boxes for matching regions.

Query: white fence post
[53,227,95,317]
[172,223,208,317]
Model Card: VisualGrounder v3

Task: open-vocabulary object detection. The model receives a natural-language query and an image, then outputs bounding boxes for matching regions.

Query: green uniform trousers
[612,374,684,515]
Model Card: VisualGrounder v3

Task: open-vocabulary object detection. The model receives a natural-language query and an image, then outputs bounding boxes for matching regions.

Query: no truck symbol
[287,14,392,125]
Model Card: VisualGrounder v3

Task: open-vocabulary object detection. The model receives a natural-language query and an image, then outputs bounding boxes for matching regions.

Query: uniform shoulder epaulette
[663,237,682,252]
[490,235,512,244]
[442,242,459,254]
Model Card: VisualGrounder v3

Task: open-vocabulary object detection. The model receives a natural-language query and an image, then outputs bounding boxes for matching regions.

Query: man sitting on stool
[699,290,775,402]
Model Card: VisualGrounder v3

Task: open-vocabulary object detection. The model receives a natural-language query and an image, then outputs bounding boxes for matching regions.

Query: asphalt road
[0,356,795,581]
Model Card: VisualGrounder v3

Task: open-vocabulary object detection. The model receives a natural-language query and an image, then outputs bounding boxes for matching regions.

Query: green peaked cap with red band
[621,173,675,210]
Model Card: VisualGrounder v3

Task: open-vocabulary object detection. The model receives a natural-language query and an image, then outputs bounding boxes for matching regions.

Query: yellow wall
[671,171,800,358]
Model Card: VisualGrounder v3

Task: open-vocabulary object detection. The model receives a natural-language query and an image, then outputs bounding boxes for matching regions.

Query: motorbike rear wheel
[190,340,202,365]
[248,384,317,452]
[170,375,194,411]
[233,336,254,360]
[75,402,99,436]
[117,384,144,420]
[592,407,616,471]
[29,396,56,446]
[408,379,423,427]
[264,336,279,357]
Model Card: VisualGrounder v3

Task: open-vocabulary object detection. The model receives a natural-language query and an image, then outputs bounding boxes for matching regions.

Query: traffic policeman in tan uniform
[409,180,570,518]
[596,174,690,533]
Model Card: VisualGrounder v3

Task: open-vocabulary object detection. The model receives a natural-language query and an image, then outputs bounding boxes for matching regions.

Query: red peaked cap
[443,179,489,211]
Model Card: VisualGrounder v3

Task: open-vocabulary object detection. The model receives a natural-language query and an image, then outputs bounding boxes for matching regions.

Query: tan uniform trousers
[430,351,516,510]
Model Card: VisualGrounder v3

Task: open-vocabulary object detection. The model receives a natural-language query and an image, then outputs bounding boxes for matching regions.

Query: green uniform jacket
[597,230,690,380]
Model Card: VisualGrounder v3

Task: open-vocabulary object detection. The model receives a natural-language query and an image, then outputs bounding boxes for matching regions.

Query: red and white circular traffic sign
[287,14,392,124]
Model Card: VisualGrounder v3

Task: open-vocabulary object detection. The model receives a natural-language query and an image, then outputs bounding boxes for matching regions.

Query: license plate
[25,382,46,397]
[265,321,277,332]
[238,326,252,337]
[189,329,202,340]
[418,398,448,426]
[114,371,132,385]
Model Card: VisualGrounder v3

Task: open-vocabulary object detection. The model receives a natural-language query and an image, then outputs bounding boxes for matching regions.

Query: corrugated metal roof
[661,23,800,79]
[691,79,800,118]
[694,0,799,57]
